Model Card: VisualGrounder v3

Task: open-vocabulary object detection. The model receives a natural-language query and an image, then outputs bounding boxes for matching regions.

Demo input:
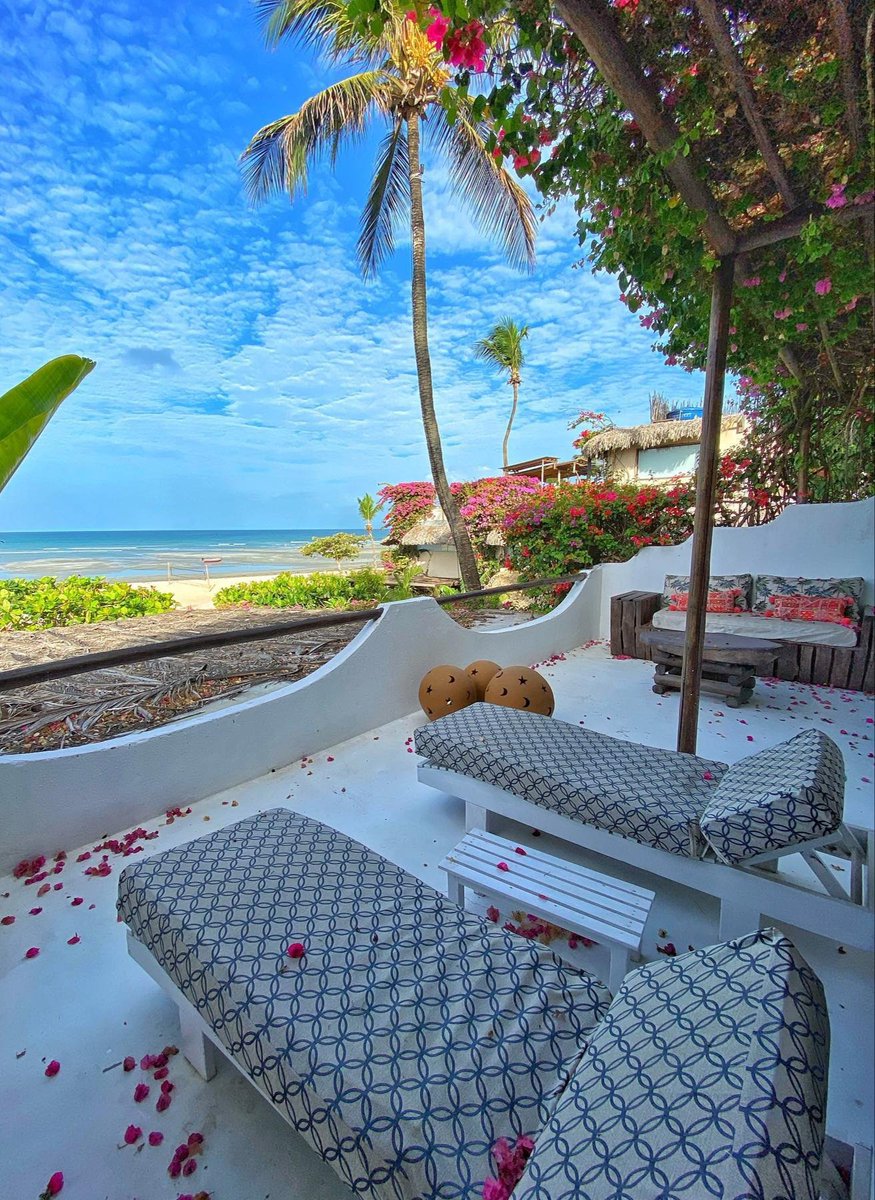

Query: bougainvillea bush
[0,576,175,631]
[502,481,696,577]
[379,476,542,552]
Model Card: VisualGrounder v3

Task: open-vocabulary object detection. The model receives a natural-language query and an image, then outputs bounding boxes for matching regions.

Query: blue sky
[0,0,711,532]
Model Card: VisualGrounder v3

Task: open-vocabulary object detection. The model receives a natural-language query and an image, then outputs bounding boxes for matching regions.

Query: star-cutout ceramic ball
[418,665,474,720]
[484,666,554,716]
[464,660,501,701]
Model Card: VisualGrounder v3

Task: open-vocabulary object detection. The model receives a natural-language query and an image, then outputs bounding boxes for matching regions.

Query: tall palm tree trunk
[502,377,520,469]
[406,113,481,591]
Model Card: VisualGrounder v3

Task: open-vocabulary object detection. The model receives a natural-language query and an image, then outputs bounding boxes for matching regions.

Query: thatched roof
[575,414,745,460]
[399,511,504,547]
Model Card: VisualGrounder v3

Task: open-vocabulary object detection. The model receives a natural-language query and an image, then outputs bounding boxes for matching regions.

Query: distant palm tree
[474,319,529,468]
[357,492,384,562]
[241,0,536,591]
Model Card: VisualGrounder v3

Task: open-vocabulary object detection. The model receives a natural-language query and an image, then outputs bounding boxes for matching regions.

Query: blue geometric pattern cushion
[513,928,830,1200]
[117,809,610,1200]
[415,704,726,857]
[699,729,845,864]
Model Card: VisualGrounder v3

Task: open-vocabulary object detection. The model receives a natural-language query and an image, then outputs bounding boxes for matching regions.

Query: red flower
[1,915,15,925]
[41,1172,64,1198]
[124,1125,142,1145]
[45,1060,61,1077]
[70,897,83,906]
[496,862,510,872]
[123,1056,136,1071]
[25,946,40,959]
[486,906,500,923]
[148,1131,164,1147]
[134,1083,150,1102]
[657,942,677,956]
[156,1092,172,1113]
[514,847,527,856]
[286,942,306,959]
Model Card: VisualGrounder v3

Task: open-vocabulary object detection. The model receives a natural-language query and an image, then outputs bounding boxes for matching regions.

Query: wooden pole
[677,256,735,754]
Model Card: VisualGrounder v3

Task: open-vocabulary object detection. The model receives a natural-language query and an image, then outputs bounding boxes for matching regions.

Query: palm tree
[474,319,528,468]
[241,0,536,591]
[357,491,384,562]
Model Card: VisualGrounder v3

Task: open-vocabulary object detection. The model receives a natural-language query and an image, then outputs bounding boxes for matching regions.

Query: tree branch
[693,0,797,208]
[737,199,875,253]
[829,0,864,153]
[554,0,737,256]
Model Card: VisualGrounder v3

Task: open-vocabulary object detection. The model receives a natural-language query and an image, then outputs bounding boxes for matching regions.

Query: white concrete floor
[1,643,873,1200]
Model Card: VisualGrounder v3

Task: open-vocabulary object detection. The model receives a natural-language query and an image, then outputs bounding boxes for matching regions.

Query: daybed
[119,808,833,1200]
[611,572,874,691]
[414,705,874,949]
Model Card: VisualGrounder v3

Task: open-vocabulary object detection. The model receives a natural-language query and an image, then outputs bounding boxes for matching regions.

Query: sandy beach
[141,572,283,610]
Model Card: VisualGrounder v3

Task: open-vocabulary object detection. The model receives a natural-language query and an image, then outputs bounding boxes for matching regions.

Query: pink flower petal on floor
[153,1066,169,1079]
[134,1083,150,1102]
[496,862,510,872]
[45,1060,61,1077]
[123,1056,136,1072]
[25,946,40,959]
[156,1092,172,1113]
[160,1079,174,1094]
[1,915,14,926]
[657,942,677,956]
[702,771,715,781]
[187,1132,204,1147]
[486,906,500,923]
[124,1124,142,1145]
[67,935,80,945]
[182,1159,197,1176]
[30,907,43,915]
[43,1171,64,1196]
[148,1131,164,1146]
[746,735,754,741]
[37,883,51,897]
[285,942,306,959]
[514,847,527,856]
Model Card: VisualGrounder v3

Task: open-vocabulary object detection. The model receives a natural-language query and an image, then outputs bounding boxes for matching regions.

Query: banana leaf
[0,355,96,493]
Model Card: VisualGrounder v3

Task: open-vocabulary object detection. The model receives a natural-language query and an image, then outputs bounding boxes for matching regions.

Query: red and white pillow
[668,588,744,614]
[764,594,855,625]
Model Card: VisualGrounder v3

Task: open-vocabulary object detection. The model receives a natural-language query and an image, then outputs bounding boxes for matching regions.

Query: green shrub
[214,568,390,611]
[0,575,176,630]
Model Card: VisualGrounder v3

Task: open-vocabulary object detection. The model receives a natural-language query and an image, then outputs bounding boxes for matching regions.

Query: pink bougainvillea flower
[486,906,500,923]
[815,277,832,295]
[67,935,80,945]
[41,1171,64,1198]
[156,1092,172,1113]
[795,323,809,332]
[774,307,792,320]
[30,907,43,915]
[405,8,417,19]
[657,942,677,956]
[160,1079,174,1094]
[134,1083,150,1102]
[45,1060,61,1077]
[187,1133,204,1147]
[702,771,715,781]
[148,1131,164,1146]
[482,1181,509,1200]
[76,852,91,862]
[286,942,306,959]
[70,897,83,906]
[741,276,761,288]
[424,11,449,47]
[124,1124,142,1145]
[37,883,51,898]
[513,847,527,856]
[154,1066,169,1080]
[1,915,14,925]
[825,184,847,209]
[25,946,40,959]
[183,1159,197,1176]
[123,1056,136,1071]
[496,862,510,872]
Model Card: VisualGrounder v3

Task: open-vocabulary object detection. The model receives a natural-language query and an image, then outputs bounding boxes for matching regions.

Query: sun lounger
[118,810,834,1200]
[414,705,874,949]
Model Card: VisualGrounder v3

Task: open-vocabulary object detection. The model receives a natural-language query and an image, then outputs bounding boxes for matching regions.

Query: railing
[0,573,587,693]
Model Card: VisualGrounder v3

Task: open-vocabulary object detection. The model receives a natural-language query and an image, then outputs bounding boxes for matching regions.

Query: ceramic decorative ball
[418,665,473,721]
[484,666,554,716]
[464,660,501,702]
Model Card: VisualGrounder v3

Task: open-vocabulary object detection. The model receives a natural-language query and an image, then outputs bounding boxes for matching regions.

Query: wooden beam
[554,0,737,256]
[738,199,875,253]
[677,255,735,754]
[829,0,863,152]
[692,0,797,209]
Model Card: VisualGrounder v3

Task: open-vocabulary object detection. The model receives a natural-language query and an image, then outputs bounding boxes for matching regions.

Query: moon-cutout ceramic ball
[418,665,474,721]
[484,666,554,716]
[464,660,501,702]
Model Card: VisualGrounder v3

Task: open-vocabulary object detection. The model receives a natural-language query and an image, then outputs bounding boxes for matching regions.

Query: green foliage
[474,318,528,380]
[300,533,368,564]
[0,576,175,631]
[214,568,389,610]
[1,356,95,493]
[357,492,385,529]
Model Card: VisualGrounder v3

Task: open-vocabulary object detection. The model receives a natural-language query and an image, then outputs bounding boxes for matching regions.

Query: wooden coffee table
[639,628,781,708]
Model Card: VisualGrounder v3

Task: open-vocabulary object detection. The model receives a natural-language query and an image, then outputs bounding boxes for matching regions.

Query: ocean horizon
[0,529,376,582]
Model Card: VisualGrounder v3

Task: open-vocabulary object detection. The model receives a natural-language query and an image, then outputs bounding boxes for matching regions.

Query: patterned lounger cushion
[117,809,610,1200]
[699,729,845,864]
[414,704,727,857]
[513,928,830,1200]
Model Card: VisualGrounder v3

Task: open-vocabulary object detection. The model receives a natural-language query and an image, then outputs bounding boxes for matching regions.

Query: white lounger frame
[417,765,875,952]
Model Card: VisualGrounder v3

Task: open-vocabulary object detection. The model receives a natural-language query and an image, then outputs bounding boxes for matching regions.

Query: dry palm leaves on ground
[0,603,522,754]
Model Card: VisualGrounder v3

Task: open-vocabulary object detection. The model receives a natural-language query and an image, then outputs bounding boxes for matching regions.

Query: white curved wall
[0,580,594,870]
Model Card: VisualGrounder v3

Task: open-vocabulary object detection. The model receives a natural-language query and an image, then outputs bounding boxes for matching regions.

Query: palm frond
[429,103,537,273]
[358,119,411,278]
[256,0,389,62]
[474,319,529,374]
[241,71,390,203]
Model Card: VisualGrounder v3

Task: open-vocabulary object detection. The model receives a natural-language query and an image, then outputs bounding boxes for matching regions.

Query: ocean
[0,530,374,582]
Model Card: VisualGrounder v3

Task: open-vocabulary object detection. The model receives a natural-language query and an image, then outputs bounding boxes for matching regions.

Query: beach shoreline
[141,572,283,610]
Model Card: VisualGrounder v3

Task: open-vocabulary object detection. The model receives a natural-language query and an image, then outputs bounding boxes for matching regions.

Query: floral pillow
[753,575,865,621]
[663,573,752,611]
[765,595,856,625]
[669,588,744,614]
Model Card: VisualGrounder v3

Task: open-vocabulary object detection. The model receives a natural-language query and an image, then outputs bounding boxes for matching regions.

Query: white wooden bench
[439,828,655,993]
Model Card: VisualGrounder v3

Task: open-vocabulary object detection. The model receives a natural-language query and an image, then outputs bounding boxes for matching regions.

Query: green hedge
[214,568,390,610]
[0,576,176,630]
